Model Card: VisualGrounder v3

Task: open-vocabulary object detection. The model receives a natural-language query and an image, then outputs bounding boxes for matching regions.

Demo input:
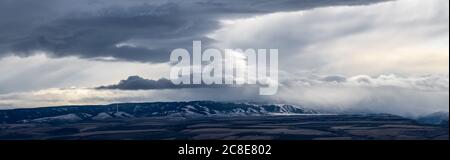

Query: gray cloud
[96,75,256,90]
[97,76,178,90]
[0,0,389,63]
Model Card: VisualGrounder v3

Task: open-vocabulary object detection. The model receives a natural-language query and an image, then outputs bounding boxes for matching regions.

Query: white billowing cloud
[287,74,449,92]
[0,54,171,93]
[279,85,448,117]
[345,74,449,91]
[209,0,449,76]
[277,74,449,117]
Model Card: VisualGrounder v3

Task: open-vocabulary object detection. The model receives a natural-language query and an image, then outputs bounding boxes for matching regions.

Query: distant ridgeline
[0,101,317,123]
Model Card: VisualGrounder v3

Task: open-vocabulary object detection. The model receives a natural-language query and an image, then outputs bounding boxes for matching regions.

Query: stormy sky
[0,0,448,117]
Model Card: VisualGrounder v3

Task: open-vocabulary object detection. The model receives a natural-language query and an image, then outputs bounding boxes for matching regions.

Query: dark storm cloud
[0,0,390,63]
[96,75,242,90]
[97,76,180,90]
[320,75,347,83]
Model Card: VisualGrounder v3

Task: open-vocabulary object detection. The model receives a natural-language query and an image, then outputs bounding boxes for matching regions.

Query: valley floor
[0,114,448,140]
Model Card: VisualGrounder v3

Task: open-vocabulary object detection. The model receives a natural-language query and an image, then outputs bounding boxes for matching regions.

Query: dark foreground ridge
[0,101,448,140]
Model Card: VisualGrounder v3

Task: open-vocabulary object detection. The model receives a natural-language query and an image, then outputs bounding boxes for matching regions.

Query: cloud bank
[0,0,388,63]
[1,74,447,117]
[0,0,448,118]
